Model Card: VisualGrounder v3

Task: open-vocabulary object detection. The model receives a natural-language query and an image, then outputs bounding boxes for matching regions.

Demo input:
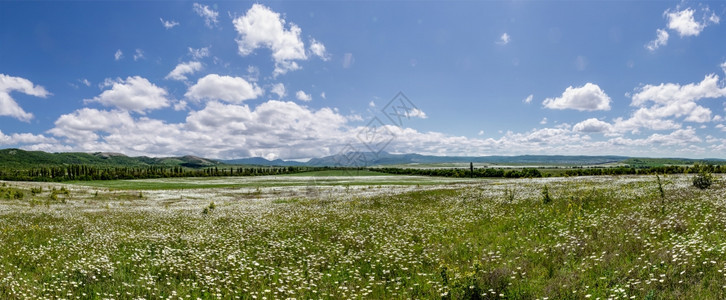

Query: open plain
[1,172,725,299]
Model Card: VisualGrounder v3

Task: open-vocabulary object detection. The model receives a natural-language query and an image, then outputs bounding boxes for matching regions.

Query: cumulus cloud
[543,83,612,111]
[612,128,701,147]
[496,33,510,45]
[630,73,726,123]
[48,108,134,142]
[86,76,170,113]
[666,7,718,37]
[114,49,123,61]
[406,108,427,119]
[611,73,726,134]
[309,38,330,61]
[46,100,349,159]
[295,90,312,102]
[233,4,312,76]
[160,18,179,29]
[165,61,202,81]
[646,29,669,51]
[185,74,263,103]
[271,83,286,98]
[0,74,51,122]
[0,130,56,146]
[193,3,218,28]
[35,94,722,159]
[573,118,613,133]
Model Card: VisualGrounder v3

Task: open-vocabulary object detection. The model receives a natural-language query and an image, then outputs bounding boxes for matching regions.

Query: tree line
[0,165,314,182]
[372,164,725,178]
[372,167,545,178]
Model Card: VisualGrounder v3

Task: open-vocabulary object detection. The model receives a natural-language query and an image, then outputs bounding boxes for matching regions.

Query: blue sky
[1,1,726,160]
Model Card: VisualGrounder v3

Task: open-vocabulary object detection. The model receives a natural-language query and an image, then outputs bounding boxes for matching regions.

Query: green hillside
[0,149,220,168]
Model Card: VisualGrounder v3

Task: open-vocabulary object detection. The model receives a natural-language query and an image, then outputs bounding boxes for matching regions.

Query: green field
[66,171,473,190]
[1,174,725,299]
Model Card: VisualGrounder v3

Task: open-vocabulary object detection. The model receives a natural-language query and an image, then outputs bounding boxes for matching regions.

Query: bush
[692,171,713,189]
[541,185,552,204]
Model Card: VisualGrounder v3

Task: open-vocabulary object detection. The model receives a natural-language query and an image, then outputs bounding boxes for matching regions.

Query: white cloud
[193,3,218,28]
[406,108,428,119]
[523,94,533,104]
[630,73,726,124]
[632,74,726,105]
[174,100,188,111]
[295,90,312,102]
[86,76,170,113]
[49,108,134,142]
[114,49,123,61]
[573,118,613,133]
[185,74,264,103]
[721,61,726,75]
[611,73,726,134]
[496,33,510,45]
[233,4,308,76]
[80,79,91,87]
[320,92,326,99]
[165,61,202,81]
[133,49,144,61]
[614,128,702,147]
[716,124,726,132]
[543,83,612,111]
[160,18,179,29]
[309,38,330,61]
[47,100,349,159]
[0,130,56,146]
[270,83,286,98]
[478,130,484,136]
[369,100,375,107]
[36,95,725,159]
[0,74,51,122]
[540,117,548,125]
[189,46,210,59]
[665,7,718,37]
[646,29,669,51]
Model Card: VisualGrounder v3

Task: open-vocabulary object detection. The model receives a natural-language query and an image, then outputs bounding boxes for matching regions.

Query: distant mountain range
[1,148,724,169]
[304,152,630,166]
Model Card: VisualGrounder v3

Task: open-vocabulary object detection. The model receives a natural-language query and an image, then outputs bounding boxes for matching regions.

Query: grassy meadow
[1,173,725,299]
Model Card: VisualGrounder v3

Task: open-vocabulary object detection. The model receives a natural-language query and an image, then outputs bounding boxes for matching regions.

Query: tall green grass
[0,175,724,299]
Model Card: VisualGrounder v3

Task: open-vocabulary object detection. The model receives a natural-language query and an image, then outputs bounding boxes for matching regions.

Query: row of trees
[562,164,725,177]
[0,165,311,182]
[373,164,724,179]
[373,167,544,178]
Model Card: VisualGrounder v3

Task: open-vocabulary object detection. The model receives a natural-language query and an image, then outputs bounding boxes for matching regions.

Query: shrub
[692,171,713,189]
[541,185,552,204]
